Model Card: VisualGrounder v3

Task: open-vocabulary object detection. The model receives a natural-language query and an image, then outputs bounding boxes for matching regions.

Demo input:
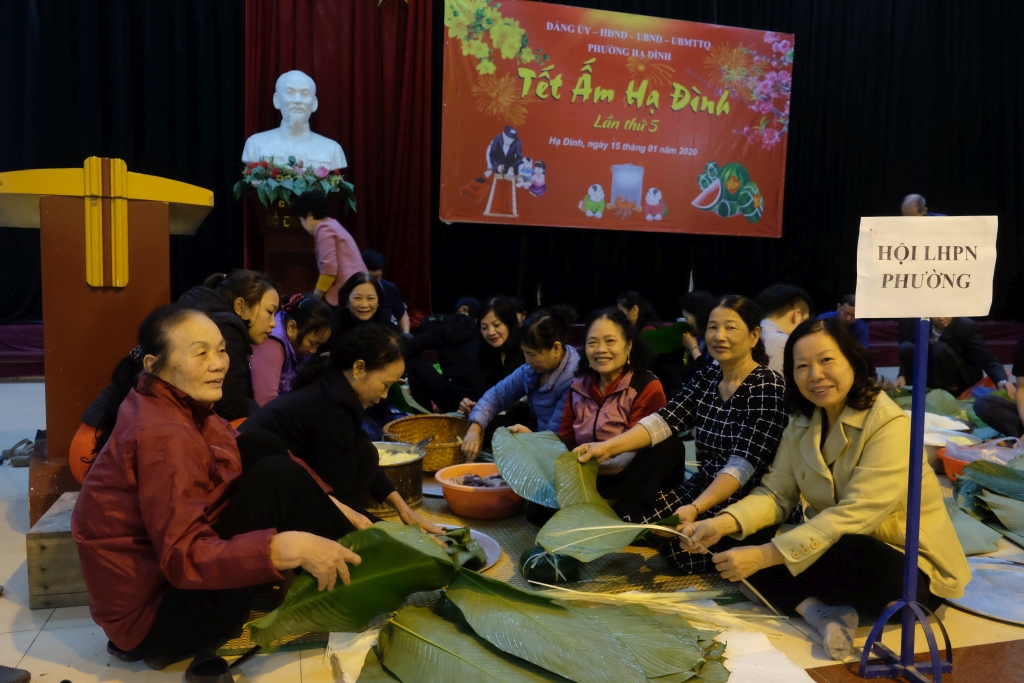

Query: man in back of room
[901,194,946,217]
[818,294,869,349]
[756,284,812,374]
[895,317,1010,396]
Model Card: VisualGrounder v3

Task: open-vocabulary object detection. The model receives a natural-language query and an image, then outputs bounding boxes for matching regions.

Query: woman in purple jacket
[461,306,580,459]
[250,293,333,406]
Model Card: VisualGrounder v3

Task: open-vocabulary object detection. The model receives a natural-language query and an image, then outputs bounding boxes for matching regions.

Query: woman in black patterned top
[577,295,790,573]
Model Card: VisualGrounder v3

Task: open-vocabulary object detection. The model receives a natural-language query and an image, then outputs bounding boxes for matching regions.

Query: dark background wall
[431,0,1024,320]
[0,0,245,323]
[3,0,1023,324]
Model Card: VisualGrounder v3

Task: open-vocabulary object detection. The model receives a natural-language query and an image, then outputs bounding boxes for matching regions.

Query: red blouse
[71,375,283,651]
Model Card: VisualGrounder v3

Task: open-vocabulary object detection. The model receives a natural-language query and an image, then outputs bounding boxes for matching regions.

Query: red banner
[439,1,793,237]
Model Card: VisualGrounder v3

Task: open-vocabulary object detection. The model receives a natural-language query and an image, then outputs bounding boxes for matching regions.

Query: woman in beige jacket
[684,317,970,661]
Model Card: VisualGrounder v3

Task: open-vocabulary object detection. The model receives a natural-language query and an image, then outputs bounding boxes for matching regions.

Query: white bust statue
[241,70,347,170]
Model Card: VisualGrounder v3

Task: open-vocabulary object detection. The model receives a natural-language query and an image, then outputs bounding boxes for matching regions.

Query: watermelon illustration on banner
[439,0,792,237]
[692,161,764,223]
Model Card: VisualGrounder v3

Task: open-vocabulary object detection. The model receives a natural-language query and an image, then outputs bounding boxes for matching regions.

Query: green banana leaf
[439,527,488,568]
[246,526,457,650]
[535,502,648,562]
[959,460,1024,501]
[944,500,1002,555]
[372,521,454,563]
[358,648,400,682]
[492,428,569,508]
[888,388,963,417]
[925,389,962,417]
[984,521,1024,549]
[537,452,680,562]
[650,674,697,683]
[641,322,695,355]
[378,607,573,683]
[979,491,1024,534]
[693,660,731,683]
[886,387,912,400]
[444,570,649,683]
[552,451,609,509]
[580,605,705,677]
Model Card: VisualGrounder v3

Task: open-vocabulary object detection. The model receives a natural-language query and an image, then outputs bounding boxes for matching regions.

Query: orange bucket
[435,463,524,520]
[937,447,970,482]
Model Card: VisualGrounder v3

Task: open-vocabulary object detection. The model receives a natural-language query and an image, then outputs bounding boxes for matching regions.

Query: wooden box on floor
[26,491,89,609]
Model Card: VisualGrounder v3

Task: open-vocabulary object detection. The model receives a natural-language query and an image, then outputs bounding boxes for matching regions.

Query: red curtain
[244,0,432,309]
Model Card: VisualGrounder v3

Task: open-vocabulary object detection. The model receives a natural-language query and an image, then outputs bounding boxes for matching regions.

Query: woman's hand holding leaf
[269,531,362,591]
[399,507,445,535]
[682,518,726,553]
[575,441,615,463]
[507,424,533,434]
[652,504,698,538]
[386,491,445,534]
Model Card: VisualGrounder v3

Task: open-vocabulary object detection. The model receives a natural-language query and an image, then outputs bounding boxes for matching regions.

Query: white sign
[855,216,998,318]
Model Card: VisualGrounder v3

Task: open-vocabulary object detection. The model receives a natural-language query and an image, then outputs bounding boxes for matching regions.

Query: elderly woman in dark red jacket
[72,304,363,673]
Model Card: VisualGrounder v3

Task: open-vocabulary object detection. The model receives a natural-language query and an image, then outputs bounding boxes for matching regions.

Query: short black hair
[362,249,386,272]
[756,284,813,318]
[839,293,856,307]
[678,290,716,334]
[518,304,578,351]
[294,323,406,390]
[576,307,653,378]
[509,296,528,315]
[293,189,332,220]
[783,317,881,417]
[616,290,661,330]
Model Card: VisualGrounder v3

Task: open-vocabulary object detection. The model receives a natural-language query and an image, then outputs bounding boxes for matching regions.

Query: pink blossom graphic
[704,35,794,150]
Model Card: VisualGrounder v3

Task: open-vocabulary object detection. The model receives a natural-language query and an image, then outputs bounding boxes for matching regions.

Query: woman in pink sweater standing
[294,189,366,308]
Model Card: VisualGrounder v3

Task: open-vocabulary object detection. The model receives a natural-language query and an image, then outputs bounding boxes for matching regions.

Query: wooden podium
[0,158,213,524]
[247,191,346,297]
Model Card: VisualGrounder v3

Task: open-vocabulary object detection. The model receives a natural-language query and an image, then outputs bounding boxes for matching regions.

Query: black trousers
[746,533,943,618]
[898,340,980,396]
[974,394,1023,437]
[133,454,355,663]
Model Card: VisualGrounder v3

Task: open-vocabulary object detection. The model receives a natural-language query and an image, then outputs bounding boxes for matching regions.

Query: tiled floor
[2,380,1024,682]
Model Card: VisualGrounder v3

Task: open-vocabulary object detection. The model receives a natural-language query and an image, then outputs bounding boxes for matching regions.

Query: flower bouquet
[233,156,356,211]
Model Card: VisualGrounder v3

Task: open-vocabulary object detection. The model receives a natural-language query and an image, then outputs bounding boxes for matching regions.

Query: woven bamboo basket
[383,414,470,472]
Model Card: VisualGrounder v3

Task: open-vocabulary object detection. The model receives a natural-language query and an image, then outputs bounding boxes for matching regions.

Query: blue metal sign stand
[858,318,953,681]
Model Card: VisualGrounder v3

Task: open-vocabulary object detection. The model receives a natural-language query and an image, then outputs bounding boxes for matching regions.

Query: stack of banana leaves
[246,520,731,682]
[886,386,1000,437]
[955,456,1024,547]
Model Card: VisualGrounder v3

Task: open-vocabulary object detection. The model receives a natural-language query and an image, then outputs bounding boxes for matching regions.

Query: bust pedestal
[247,192,346,297]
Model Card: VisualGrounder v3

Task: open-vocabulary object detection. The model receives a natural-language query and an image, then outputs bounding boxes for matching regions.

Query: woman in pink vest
[294,190,366,307]
[553,308,683,519]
